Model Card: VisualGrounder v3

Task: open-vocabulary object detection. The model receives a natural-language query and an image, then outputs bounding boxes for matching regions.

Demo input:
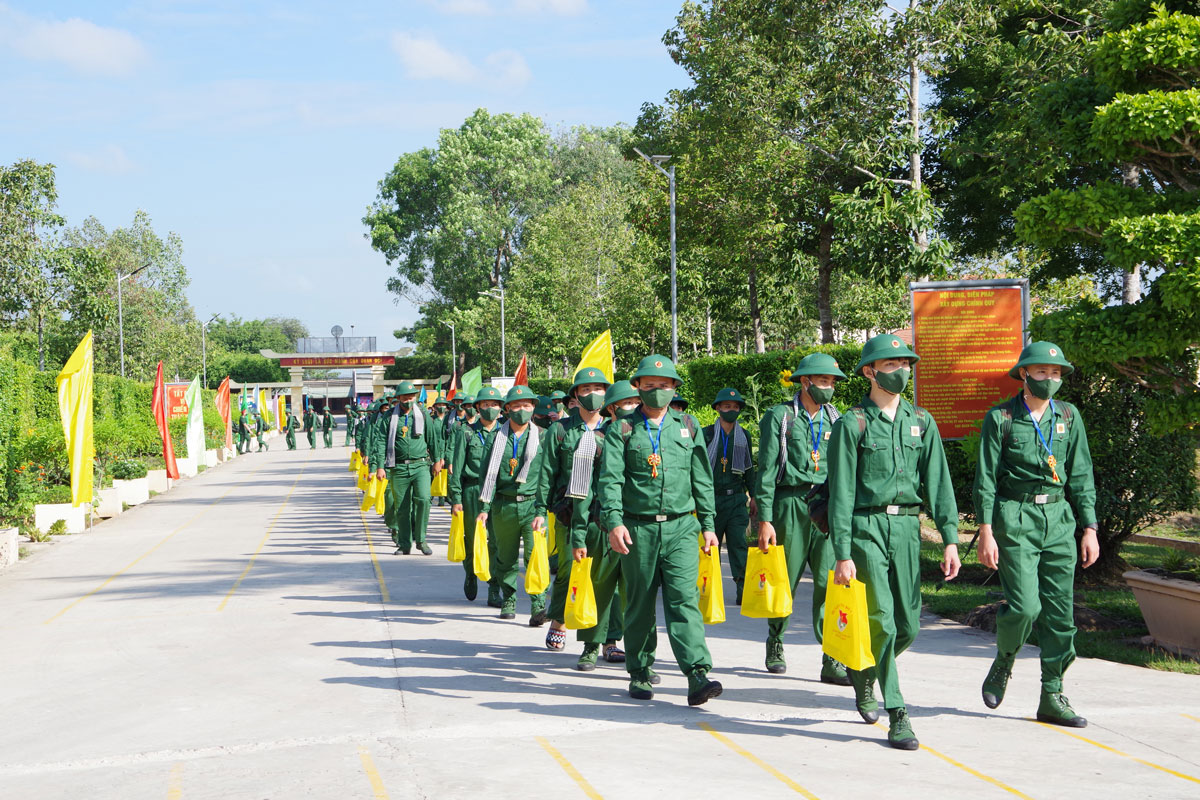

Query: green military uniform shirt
[535,410,606,549]
[755,401,832,523]
[703,422,756,496]
[368,406,440,472]
[479,427,542,512]
[448,420,501,505]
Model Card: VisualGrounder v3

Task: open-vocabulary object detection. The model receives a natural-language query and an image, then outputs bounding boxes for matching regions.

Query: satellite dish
[331,325,343,337]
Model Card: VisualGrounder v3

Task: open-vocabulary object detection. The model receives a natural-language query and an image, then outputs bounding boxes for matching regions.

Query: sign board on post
[164,383,190,419]
[911,279,1029,440]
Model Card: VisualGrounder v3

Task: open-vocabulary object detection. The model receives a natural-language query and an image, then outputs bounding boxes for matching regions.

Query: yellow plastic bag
[564,557,597,630]
[697,545,726,624]
[472,518,491,582]
[374,478,388,515]
[822,572,876,671]
[740,546,793,619]
[357,463,368,491]
[431,469,448,497]
[447,511,466,562]
[348,450,359,472]
[360,478,376,512]
[547,512,558,556]
[525,529,550,595]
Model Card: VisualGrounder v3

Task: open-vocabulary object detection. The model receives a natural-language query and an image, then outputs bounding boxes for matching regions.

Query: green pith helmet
[1009,341,1074,380]
[604,380,638,407]
[570,366,612,395]
[394,380,417,396]
[504,385,535,406]
[855,333,920,376]
[475,386,503,403]
[459,394,476,405]
[550,390,568,401]
[451,394,464,405]
[670,393,689,410]
[535,396,554,416]
[792,352,848,380]
[631,354,682,386]
[712,387,746,408]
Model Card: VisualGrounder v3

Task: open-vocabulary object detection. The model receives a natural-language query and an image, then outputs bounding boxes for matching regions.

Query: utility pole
[478,286,506,374]
[201,314,218,387]
[117,263,150,378]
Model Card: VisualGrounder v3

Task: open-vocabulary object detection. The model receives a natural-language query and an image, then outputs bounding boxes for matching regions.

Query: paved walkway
[1,442,1198,799]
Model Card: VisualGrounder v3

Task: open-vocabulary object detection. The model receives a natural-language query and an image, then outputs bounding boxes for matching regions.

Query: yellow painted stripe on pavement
[1035,720,1200,785]
[699,722,819,799]
[167,762,183,799]
[536,737,603,800]
[218,458,309,610]
[1183,714,1200,725]
[44,459,269,624]
[872,722,1032,798]
[358,746,390,799]
[360,507,390,602]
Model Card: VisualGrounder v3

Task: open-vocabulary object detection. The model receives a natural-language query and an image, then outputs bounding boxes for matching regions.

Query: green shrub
[111,459,148,480]
[37,485,73,504]
[47,519,68,536]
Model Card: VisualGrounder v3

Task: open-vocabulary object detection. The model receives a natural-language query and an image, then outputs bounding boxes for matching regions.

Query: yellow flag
[574,330,615,384]
[56,331,94,508]
[258,388,272,426]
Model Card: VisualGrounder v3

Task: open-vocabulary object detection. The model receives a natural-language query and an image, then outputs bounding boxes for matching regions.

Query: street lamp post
[117,263,150,378]
[478,287,506,375]
[441,320,456,375]
[201,314,218,387]
[633,148,678,362]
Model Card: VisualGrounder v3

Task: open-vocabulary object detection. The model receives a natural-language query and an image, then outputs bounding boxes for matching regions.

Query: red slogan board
[912,283,1025,439]
[164,383,190,419]
[279,355,394,368]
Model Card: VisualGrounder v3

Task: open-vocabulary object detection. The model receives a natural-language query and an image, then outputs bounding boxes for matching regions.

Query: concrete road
[1,442,1198,799]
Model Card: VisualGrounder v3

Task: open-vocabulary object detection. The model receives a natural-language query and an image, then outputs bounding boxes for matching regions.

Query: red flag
[215,377,232,450]
[513,355,528,386]
[446,370,458,401]
[152,361,180,479]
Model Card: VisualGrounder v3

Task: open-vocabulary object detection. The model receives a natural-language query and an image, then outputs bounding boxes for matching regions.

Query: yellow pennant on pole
[56,331,94,508]
[574,329,614,384]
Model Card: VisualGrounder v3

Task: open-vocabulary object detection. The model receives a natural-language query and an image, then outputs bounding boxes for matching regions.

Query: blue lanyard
[1020,396,1055,458]
[642,412,663,456]
[476,428,488,448]
[511,429,523,460]
[807,410,822,456]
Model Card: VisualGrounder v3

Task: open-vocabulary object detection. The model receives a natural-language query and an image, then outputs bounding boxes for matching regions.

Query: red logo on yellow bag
[838,609,849,631]
[758,572,766,590]
[570,587,577,602]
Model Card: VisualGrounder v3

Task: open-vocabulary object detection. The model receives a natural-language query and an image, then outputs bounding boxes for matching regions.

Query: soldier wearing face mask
[603,381,640,421]
[974,342,1098,728]
[703,388,757,608]
[450,388,504,604]
[370,382,442,556]
[827,334,960,751]
[754,354,848,683]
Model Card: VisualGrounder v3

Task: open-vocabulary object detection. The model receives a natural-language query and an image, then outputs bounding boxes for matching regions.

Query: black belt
[857,504,922,516]
[1000,492,1065,505]
[718,488,745,497]
[496,494,533,503]
[777,483,815,494]
[626,511,691,523]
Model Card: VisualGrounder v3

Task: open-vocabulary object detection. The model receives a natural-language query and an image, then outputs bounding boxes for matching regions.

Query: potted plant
[1124,552,1200,656]
[111,459,151,506]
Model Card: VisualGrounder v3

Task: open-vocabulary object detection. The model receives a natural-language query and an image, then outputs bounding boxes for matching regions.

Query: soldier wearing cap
[549,390,568,417]
[477,386,548,622]
[975,341,1097,728]
[370,381,442,556]
[703,388,757,607]
[254,413,269,452]
[604,381,640,421]
[669,394,689,413]
[344,405,358,446]
[535,367,625,667]
[237,408,253,454]
[285,407,301,451]
[321,406,336,448]
[533,396,556,429]
[755,353,850,684]
[450,387,505,603]
[827,333,960,751]
[599,355,722,706]
[303,406,317,449]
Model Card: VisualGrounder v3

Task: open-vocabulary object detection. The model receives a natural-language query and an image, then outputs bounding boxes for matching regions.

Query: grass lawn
[918,539,1200,675]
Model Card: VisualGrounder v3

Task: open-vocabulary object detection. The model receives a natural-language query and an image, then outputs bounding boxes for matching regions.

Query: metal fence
[294,336,378,353]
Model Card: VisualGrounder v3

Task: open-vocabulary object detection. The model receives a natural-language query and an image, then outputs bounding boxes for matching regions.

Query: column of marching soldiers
[332,335,1098,752]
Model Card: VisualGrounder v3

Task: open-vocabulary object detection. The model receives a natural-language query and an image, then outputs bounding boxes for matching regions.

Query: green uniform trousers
[286,431,296,450]
[491,495,546,612]
[323,430,333,448]
[345,429,354,446]
[768,490,834,644]
[851,512,922,710]
[238,433,250,454]
[714,492,750,593]
[384,462,431,549]
[460,482,484,579]
[620,514,712,679]
[257,434,267,452]
[578,521,625,645]
[994,498,1078,692]
[306,429,316,448]
[548,523,573,624]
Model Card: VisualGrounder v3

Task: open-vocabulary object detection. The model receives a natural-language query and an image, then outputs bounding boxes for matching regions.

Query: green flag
[461,366,483,397]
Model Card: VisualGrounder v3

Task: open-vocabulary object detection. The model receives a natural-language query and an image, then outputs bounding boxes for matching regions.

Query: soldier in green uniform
[703,388,756,607]
[477,386,547,622]
[255,413,269,452]
[828,334,960,750]
[533,396,555,429]
[370,382,441,556]
[755,353,850,684]
[669,394,688,413]
[549,390,568,418]
[285,407,300,450]
[237,409,252,454]
[975,341,1098,728]
[344,405,357,446]
[604,381,641,420]
[599,355,722,706]
[321,407,335,448]
[303,405,316,449]
[534,367,623,667]
[450,388,503,602]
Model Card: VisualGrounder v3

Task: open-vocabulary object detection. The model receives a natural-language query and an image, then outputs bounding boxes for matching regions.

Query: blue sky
[0,0,687,350]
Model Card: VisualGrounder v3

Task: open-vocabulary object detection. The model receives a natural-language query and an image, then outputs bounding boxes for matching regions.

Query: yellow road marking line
[218,459,309,610]
[536,737,603,800]
[357,746,389,799]
[360,507,390,602]
[44,460,269,624]
[871,722,1032,798]
[1183,714,1200,725]
[1035,721,1200,785]
[699,722,819,798]
[167,762,183,799]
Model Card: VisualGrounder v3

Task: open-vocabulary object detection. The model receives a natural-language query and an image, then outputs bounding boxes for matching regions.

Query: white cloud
[513,0,588,15]
[66,144,136,174]
[390,32,531,88]
[0,5,149,77]
[429,0,496,14]
[424,0,588,15]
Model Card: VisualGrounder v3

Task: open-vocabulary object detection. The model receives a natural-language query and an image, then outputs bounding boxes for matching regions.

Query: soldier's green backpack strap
[998,395,1071,445]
